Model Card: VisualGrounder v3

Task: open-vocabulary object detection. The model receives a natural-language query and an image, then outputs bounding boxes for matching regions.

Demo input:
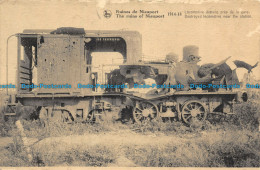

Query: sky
[0,0,260,84]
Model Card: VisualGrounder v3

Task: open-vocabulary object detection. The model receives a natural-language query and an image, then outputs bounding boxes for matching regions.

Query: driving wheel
[181,100,207,124]
[133,101,159,123]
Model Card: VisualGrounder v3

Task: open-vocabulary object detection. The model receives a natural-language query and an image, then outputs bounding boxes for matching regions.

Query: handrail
[6,34,17,95]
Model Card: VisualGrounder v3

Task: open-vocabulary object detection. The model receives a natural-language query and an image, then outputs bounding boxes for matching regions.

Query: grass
[21,127,258,167]
[1,129,259,167]
[1,116,258,167]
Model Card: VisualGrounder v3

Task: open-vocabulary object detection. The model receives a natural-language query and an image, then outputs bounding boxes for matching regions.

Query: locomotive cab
[11,28,142,96]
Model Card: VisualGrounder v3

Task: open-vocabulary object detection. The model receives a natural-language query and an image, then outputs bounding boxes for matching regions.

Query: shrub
[232,101,260,131]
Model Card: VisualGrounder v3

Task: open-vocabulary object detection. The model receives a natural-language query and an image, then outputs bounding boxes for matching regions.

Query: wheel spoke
[146,105,153,110]
[150,107,156,113]
[63,112,72,123]
[135,107,143,112]
[152,114,157,118]
[86,110,95,122]
[184,111,190,114]
[140,103,144,110]
[184,108,190,112]
[135,111,142,114]
[196,105,202,110]
[136,114,142,119]
[196,112,205,118]
[185,115,192,120]
[142,103,147,109]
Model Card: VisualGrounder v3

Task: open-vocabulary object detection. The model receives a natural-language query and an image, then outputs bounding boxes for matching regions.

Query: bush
[0,105,15,137]
[232,101,260,131]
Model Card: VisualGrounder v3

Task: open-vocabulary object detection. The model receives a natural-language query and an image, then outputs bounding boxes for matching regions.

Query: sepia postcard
[0,0,260,169]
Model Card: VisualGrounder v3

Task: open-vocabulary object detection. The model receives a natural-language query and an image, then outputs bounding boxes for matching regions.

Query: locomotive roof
[21,28,141,37]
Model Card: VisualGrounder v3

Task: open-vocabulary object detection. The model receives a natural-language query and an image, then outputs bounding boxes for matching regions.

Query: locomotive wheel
[61,110,74,123]
[133,101,159,123]
[39,108,74,125]
[85,110,95,123]
[181,100,207,124]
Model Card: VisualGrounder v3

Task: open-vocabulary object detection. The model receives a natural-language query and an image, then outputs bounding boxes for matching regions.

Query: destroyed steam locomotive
[5,27,254,125]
